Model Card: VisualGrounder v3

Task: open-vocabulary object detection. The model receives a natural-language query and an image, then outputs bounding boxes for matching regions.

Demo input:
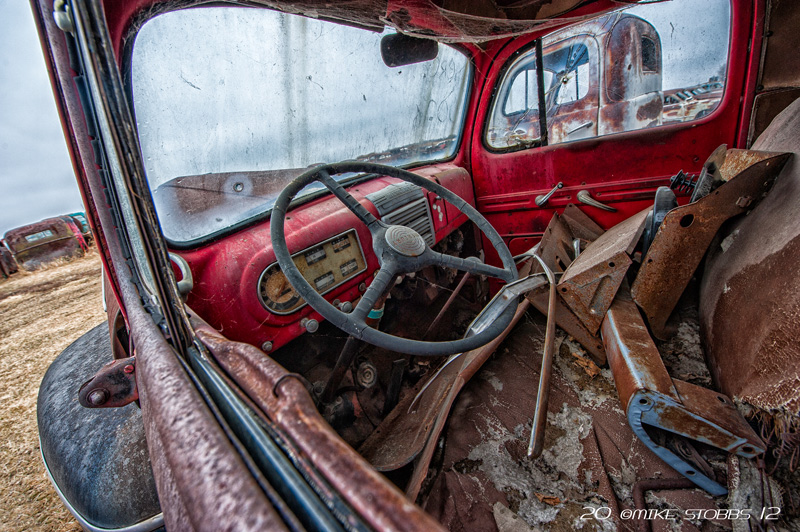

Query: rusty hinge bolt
[87,389,109,406]
[78,356,139,408]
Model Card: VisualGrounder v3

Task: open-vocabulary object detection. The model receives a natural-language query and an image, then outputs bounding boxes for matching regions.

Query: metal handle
[535,182,563,207]
[168,253,193,299]
[566,121,593,136]
[577,190,617,212]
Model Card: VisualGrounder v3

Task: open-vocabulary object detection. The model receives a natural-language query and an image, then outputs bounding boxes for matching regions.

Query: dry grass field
[0,250,104,531]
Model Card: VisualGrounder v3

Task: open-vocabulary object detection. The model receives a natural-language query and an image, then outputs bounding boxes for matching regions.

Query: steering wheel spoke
[352,264,397,323]
[424,250,514,281]
[316,169,379,228]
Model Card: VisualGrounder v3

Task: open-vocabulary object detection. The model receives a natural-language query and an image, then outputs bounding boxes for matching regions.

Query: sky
[0,0,83,237]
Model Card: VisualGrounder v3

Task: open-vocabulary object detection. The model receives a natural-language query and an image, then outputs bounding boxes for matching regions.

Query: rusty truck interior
[34,0,800,530]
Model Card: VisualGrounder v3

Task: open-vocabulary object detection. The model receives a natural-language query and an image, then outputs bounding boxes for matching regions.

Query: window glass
[486,0,731,150]
[25,230,54,243]
[132,7,472,243]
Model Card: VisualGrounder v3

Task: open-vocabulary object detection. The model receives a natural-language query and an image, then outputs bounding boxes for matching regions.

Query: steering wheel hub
[385,225,426,257]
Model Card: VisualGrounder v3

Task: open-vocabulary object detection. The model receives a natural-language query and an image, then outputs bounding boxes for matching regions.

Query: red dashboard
[172,164,475,353]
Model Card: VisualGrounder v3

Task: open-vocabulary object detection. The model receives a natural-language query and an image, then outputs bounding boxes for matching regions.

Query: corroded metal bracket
[557,208,650,334]
[601,289,765,495]
[78,356,138,408]
[632,150,790,339]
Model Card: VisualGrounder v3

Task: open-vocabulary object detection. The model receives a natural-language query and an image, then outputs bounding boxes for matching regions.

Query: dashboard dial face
[257,229,367,315]
[259,267,302,313]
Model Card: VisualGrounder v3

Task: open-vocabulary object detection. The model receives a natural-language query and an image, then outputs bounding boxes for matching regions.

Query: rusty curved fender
[195,326,446,532]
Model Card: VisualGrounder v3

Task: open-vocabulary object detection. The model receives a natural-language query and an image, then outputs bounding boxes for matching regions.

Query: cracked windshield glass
[131,7,471,243]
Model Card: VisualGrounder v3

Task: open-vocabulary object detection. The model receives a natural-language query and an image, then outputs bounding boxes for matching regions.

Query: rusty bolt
[123,364,135,374]
[87,389,109,406]
[736,196,753,208]
[262,341,273,352]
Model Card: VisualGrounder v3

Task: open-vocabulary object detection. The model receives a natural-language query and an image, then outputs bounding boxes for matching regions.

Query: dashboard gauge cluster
[258,229,367,315]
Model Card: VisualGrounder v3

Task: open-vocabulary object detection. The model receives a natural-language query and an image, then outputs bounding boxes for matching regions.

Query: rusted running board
[600,288,765,496]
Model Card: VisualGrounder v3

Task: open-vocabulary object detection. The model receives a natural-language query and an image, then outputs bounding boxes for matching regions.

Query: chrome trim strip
[39,437,164,532]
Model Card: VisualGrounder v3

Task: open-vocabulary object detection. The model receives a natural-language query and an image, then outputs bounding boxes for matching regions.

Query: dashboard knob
[337,301,353,313]
[301,318,319,333]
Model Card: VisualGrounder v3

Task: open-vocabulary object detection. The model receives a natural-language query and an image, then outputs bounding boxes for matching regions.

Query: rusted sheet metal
[557,207,649,334]
[561,203,604,241]
[359,301,532,474]
[3,216,84,270]
[0,243,18,278]
[403,301,532,500]
[601,288,766,496]
[195,327,446,532]
[528,288,606,365]
[131,314,286,531]
[700,98,800,418]
[78,356,138,408]
[632,150,790,339]
[632,478,697,532]
[523,205,606,364]
[717,148,783,182]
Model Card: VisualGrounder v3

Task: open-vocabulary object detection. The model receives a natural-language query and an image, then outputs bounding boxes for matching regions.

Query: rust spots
[636,96,662,121]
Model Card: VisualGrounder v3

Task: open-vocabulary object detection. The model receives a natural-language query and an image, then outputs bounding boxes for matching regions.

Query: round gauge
[258,265,303,313]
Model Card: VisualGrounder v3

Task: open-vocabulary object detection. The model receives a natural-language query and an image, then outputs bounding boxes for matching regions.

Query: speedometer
[257,229,366,315]
[258,266,303,313]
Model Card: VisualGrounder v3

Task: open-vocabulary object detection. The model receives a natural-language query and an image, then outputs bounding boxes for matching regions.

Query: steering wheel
[270,162,518,356]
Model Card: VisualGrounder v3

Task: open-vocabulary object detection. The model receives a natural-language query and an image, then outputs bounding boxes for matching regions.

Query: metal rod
[632,478,696,532]
[382,359,408,416]
[321,336,360,403]
[424,272,471,339]
[528,254,557,458]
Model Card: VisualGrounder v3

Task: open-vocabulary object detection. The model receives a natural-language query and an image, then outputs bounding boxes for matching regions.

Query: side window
[486,0,731,150]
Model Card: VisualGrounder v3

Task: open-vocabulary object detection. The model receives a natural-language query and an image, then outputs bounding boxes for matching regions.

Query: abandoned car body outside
[31,0,800,530]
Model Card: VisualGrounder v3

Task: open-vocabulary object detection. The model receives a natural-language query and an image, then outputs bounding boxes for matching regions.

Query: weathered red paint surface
[174,164,471,353]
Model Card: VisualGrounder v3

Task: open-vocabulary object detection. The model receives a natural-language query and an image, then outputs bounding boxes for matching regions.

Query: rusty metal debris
[632,478,697,532]
[557,207,649,334]
[601,287,766,495]
[196,326,446,532]
[631,149,790,339]
[78,356,138,408]
[523,205,607,364]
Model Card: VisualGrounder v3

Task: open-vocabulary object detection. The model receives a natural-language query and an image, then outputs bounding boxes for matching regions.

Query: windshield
[131,7,472,244]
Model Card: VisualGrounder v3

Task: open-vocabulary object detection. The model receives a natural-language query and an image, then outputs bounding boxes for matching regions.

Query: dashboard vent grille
[367,182,435,246]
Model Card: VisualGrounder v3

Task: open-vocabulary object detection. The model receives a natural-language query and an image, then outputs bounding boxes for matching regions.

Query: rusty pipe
[632,478,696,532]
[424,272,471,339]
[528,253,557,458]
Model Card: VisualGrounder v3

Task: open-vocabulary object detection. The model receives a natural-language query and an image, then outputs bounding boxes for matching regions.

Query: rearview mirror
[381,33,438,67]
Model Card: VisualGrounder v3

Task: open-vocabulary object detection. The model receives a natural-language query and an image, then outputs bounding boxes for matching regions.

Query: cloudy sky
[0,0,82,237]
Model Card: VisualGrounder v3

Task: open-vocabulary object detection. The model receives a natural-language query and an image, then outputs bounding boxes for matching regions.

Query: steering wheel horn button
[385,225,426,257]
